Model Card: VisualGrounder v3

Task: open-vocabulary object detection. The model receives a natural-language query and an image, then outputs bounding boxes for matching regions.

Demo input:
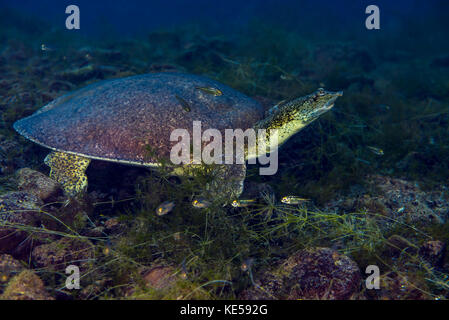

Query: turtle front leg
[204,163,246,203]
[44,151,91,197]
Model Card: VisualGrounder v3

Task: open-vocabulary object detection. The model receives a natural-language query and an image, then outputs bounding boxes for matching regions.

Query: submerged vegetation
[0,5,449,299]
[1,162,449,299]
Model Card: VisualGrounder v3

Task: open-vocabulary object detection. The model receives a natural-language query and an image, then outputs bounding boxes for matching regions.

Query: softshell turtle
[13,72,342,200]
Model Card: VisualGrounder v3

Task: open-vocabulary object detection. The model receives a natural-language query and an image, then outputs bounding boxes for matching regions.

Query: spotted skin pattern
[44,151,91,197]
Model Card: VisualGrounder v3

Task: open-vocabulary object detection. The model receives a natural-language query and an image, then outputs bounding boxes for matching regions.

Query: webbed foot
[44,151,90,197]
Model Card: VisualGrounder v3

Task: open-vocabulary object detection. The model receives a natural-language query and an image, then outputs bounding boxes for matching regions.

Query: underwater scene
[0,0,449,302]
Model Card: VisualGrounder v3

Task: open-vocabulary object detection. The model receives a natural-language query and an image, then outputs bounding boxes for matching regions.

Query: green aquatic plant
[2,165,448,300]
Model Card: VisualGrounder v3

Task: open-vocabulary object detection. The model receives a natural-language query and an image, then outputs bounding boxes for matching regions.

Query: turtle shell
[13,73,264,166]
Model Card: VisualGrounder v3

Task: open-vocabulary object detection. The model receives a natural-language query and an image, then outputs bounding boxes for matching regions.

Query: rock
[368,175,447,223]
[142,265,177,290]
[125,264,178,297]
[419,240,446,267]
[0,192,43,256]
[31,238,95,273]
[0,254,25,288]
[285,248,361,299]
[104,217,124,234]
[1,270,53,300]
[16,168,62,201]
[240,247,361,300]
[378,273,430,300]
[326,175,449,224]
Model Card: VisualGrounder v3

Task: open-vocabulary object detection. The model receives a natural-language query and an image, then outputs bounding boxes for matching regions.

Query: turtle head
[288,88,342,125]
[255,88,342,149]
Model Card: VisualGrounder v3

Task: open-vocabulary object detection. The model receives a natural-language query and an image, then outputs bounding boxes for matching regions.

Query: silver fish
[156,201,175,216]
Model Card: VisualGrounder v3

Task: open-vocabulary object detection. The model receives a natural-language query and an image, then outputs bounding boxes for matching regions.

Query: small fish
[175,95,191,112]
[397,207,405,213]
[41,44,55,51]
[192,198,211,209]
[367,146,384,156]
[173,232,182,241]
[180,259,188,279]
[156,201,175,216]
[0,274,8,282]
[231,199,256,208]
[281,196,310,205]
[241,258,254,272]
[195,86,223,96]
[103,239,112,255]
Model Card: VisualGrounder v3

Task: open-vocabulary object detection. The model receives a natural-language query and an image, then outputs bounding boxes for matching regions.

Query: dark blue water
[2,0,448,44]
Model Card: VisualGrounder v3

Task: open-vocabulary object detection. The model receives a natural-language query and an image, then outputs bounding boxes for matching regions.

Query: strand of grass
[37,208,82,237]
[33,258,98,276]
[373,253,440,299]
[263,206,430,244]
[254,208,335,237]
[0,228,22,242]
[333,109,384,135]
[424,269,449,293]
[92,197,136,207]
[126,232,180,250]
[38,200,71,210]
[183,279,232,300]
[1,221,108,241]
[406,110,449,122]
